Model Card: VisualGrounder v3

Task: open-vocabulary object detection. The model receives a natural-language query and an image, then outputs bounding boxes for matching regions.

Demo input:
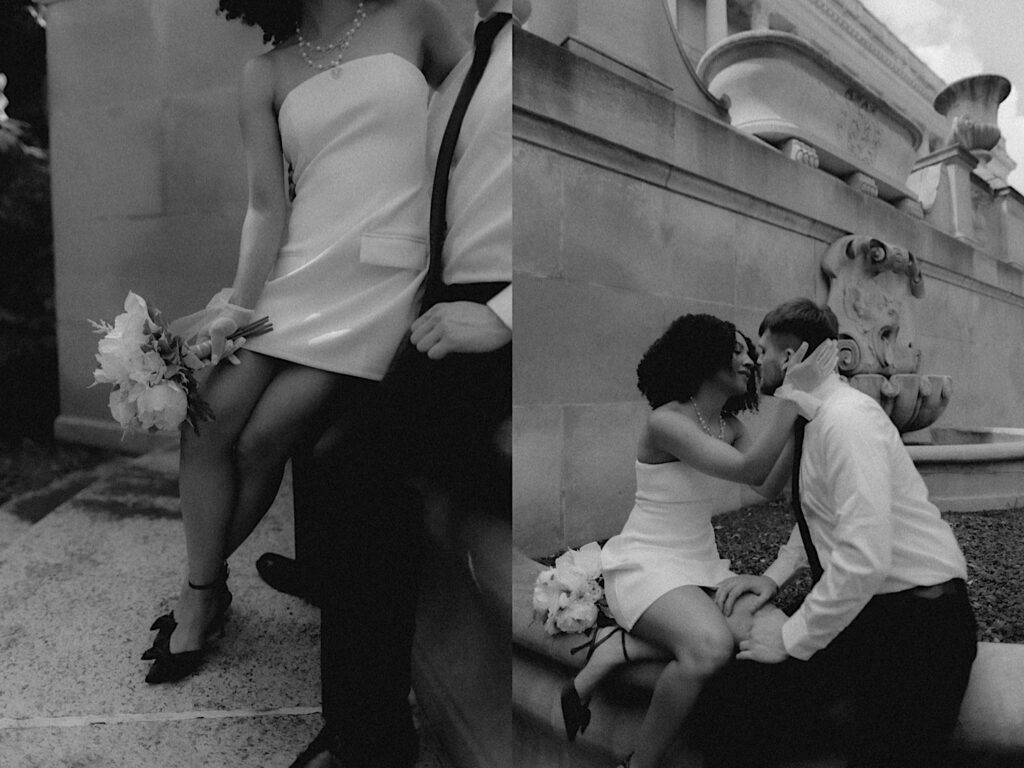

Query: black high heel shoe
[561,624,630,742]
[560,681,591,742]
[143,564,231,659]
[142,568,232,684]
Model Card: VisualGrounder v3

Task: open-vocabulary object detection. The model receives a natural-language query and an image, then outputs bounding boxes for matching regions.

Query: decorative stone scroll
[822,235,951,432]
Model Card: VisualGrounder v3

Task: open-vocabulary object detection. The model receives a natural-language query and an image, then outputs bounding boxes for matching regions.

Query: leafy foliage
[1,0,52,439]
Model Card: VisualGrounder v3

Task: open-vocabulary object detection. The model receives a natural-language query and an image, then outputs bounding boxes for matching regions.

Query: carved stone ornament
[934,74,1011,154]
[696,31,923,202]
[822,235,951,432]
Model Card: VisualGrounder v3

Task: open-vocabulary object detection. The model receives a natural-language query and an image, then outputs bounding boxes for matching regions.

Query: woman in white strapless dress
[559,314,837,768]
[141,0,468,684]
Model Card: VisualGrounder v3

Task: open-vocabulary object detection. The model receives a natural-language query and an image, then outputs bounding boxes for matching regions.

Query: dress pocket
[358,232,428,271]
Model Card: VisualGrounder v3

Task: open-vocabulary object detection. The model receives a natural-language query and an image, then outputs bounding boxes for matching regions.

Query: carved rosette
[822,235,949,432]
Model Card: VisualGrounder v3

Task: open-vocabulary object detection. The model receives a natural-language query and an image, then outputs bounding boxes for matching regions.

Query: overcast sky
[859,0,1024,190]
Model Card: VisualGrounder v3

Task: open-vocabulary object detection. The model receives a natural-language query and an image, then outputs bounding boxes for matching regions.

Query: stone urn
[696,31,923,201]
[933,74,1011,154]
[822,235,951,433]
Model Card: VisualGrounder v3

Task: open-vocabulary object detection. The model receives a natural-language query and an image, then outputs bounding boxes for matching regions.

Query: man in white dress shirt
[278,2,524,766]
[698,298,977,768]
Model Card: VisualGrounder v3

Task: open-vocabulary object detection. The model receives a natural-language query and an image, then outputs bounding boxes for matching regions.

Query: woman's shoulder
[647,400,690,428]
[240,45,301,107]
[645,401,702,447]
[250,39,298,73]
[241,48,280,83]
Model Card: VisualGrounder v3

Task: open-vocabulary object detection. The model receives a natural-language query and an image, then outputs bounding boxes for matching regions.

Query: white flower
[108,386,140,430]
[129,349,169,386]
[92,292,153,386]
[552,542,604,595]
[532,569,562,617]
[92,292,225,436]
[579,579,604,603]
[553,600,599,635]
[135,381,188,431]
[532,542,609,636]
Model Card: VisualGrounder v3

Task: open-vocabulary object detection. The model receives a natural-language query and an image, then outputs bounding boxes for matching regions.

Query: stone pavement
[0,448,454,768]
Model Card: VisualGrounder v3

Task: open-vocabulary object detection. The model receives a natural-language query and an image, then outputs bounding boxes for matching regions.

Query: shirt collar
[477,1,524,26]
[806,371,845,402]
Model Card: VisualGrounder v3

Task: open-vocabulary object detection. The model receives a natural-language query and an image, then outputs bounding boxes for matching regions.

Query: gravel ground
[714,498,1023,643]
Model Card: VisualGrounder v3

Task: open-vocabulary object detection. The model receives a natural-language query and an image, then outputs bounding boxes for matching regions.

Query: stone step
[0,456,134,557]
[0,449,454,768]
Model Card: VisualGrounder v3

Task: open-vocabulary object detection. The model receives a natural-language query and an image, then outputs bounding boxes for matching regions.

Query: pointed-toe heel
[144,637,204,684]
[141,566,232,684]
[560,681,591,742]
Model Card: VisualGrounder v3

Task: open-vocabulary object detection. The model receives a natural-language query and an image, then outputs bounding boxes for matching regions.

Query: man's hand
[410,301,511,360]
[714,574,778,616]
[737,609,789,664]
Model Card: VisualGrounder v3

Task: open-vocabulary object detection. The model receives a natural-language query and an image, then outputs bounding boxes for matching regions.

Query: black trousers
[693,579,977,768]
[290,282,511,763]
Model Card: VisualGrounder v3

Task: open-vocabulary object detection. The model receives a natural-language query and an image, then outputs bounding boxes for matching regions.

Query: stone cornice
[805,0,945,103]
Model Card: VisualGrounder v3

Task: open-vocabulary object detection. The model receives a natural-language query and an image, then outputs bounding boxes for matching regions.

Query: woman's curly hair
[636,314,759,415]
[217,0,302,45]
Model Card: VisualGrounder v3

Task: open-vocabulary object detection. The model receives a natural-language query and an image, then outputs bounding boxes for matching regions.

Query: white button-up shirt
[763,374,968,660]
[425,2,516,328]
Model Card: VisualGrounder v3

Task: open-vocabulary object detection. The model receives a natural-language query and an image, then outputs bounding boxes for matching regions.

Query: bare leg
[222,361,352,556]
[721,591,787,645]
[572,627,666,702]
[628,586,736,768]
[572,591,782,707]
[170,351,278,653]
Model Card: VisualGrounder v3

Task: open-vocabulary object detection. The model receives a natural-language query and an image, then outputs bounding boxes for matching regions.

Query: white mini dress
[244,53,430,380]
[601,460,741,631]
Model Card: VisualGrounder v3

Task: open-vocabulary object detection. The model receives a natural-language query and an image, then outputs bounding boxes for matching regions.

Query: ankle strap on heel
[188,563,229,591]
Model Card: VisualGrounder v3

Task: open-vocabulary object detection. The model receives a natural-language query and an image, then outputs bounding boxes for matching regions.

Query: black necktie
[791,417,824,583]
[421,12,512,312]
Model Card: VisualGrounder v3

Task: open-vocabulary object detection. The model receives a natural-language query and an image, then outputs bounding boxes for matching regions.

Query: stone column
[996,187,1024,271]
[705,0,728,47]
[907,145,981,245]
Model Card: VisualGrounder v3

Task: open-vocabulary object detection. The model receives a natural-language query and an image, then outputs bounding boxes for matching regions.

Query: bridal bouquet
[90,291,271,435]
[532,542,612,636]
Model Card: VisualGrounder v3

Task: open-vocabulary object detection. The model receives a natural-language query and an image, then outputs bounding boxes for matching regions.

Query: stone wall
[43,0,476,451]
[512,30,1024,558]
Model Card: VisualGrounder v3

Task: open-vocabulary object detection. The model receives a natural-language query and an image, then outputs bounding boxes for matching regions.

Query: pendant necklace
[296,1,367,78]
[690,397,726,441]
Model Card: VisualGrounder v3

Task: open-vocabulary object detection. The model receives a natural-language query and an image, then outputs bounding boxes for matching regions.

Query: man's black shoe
[287,726,343,768]
[256,552,322,607]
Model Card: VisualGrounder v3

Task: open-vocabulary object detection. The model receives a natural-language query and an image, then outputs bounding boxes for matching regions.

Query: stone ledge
[512,555,1024,766]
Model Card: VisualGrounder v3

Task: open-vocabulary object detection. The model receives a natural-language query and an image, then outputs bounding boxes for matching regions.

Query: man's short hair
[758,298,839,353]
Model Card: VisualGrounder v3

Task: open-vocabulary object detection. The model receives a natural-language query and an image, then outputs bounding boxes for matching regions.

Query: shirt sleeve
[487,284,512,330]
[781,405,894,660]
[762,524,806,589]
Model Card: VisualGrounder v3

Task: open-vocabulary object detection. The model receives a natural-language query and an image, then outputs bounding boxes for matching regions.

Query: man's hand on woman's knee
[714,574,779,616]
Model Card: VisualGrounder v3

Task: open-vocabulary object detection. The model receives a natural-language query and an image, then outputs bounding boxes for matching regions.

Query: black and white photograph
[1,0,1023,766]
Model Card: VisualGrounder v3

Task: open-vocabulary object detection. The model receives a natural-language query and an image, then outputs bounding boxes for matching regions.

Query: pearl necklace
[690,397,726,441]
[295,1,367,74]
